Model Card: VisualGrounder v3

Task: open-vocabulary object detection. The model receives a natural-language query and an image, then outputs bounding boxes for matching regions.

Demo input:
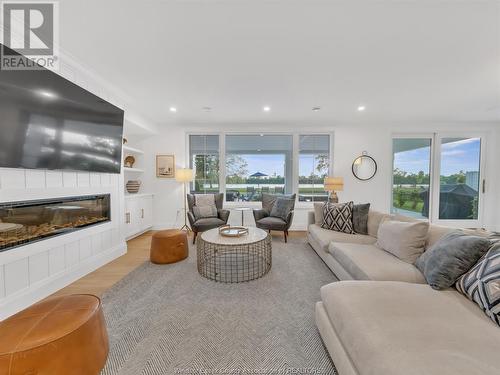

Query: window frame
[392,132,487,228]
[186,131,334,208]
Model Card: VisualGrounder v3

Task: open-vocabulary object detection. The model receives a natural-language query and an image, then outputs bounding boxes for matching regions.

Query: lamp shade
[324,177,344,192]
[175,168,194,182]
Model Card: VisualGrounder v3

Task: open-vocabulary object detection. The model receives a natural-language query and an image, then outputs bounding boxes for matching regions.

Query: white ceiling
[59,0,500,127]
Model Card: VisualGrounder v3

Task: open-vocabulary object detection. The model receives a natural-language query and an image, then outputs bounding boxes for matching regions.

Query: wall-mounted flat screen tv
[0,45,124,174]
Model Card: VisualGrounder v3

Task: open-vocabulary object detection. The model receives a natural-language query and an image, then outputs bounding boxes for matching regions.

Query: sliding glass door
[392,137,432,219]
[433,136,484,227]
[393,134,485,227]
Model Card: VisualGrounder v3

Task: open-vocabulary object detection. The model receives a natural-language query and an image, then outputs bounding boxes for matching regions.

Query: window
[438,137,481,220]
[392,138,432,219]
[189,135,219,194]
[225,134,293,202]
[392,135,484,226]
[299,135,330,202]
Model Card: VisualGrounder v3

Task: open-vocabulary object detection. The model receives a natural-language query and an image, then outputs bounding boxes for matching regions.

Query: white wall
[143,123,500,232]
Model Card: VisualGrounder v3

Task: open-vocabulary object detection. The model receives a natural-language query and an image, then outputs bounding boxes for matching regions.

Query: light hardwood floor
[49,230,306,298]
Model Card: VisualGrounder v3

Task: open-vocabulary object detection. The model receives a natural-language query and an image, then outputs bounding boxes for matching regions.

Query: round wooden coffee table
[197,227,272,283]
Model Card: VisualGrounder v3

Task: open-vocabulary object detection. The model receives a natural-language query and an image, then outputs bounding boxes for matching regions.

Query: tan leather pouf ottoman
[0,294,109,375]
[150,229,188,264]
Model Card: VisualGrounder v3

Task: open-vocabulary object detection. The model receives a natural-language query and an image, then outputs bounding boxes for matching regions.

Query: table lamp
[324,177,344,203]
[176,168,194,231]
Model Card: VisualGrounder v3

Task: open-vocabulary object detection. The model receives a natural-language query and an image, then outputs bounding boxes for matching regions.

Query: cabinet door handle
[126,212,130,224]
[141,208,144,219]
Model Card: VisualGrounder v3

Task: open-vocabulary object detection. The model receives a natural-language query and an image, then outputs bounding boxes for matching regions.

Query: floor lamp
[324,177,344,203]
[176,168,194,231]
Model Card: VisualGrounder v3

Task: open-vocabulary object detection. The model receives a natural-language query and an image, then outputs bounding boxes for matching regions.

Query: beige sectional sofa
[308,209,500,375]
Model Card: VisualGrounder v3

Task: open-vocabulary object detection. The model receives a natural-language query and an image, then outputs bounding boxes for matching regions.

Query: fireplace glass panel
[0,194,110,251]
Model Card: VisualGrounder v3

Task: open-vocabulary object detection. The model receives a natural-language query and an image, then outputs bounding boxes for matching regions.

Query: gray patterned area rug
[100,236,337,375]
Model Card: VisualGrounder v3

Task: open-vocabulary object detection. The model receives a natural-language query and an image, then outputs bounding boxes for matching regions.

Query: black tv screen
[0,45,124,174]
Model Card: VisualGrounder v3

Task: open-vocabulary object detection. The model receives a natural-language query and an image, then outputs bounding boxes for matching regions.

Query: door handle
[141,208,144,219]
[126,212,130,224]
[482,179,486,194]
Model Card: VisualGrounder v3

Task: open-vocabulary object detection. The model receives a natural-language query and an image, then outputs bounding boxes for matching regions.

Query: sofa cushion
[320,281,500,375]
[308,224,376,252]
[425,224,456,250]
[329,243,425,283]
[256,216,287,230]
[321,201,354,234]
[456,242,500,327]
[193,217,225,232]
[352,203,370,235]
[416,231,491,290]
[376,220,429,264]
[367,210,393,237]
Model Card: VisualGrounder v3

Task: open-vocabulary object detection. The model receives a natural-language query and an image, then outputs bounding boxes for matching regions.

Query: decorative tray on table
[218,225,249,237]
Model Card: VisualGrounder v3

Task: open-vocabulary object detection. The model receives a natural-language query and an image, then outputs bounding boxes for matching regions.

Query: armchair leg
[192,231,197,245]
[284,230,288,243]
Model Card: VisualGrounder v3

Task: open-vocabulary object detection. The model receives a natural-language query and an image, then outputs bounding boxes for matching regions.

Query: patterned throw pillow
[321,202,354,234]
[456,243,500,327]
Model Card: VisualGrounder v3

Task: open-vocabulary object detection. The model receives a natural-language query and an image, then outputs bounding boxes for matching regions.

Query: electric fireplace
[0,195,110,252]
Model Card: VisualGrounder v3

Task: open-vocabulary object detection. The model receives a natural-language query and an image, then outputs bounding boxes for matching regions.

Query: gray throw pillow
[352,203,370,234]
[415,231,491,290]
[270,197,294,220]
[193,205,218,220]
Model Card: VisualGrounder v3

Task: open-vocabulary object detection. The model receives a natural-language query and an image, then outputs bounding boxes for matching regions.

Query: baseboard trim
[0,242,127,320]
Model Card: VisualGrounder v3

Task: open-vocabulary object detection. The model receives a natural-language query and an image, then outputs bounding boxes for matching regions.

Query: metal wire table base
[197,234,272,283]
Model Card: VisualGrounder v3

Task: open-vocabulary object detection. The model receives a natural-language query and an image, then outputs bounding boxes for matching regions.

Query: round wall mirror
[352,153,377,181]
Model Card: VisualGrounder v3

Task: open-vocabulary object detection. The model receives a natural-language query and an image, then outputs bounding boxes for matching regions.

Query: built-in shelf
[123,145,144,154]
[124,167,144,173]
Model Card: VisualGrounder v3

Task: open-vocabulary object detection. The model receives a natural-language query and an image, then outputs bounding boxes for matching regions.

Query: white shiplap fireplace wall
[0,50,157,319]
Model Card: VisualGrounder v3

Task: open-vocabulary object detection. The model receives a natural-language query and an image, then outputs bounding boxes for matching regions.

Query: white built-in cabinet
[125,194,153,239]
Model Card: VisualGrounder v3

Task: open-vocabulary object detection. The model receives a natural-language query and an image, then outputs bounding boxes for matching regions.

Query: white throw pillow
[376,219,429,264]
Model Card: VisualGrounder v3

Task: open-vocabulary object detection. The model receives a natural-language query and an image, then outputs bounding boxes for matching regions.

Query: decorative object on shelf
[219,225,249,237]
[324,177,344,203]
[124,155,136,168]
[123,137,128,144]
[156,154,175,178]
[175,168,194,231]
[126,180,141,194]
[352,151,377,181]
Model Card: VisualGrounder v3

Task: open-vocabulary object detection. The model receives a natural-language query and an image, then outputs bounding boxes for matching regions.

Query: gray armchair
[253,193,296,242]
[187,193,230,244]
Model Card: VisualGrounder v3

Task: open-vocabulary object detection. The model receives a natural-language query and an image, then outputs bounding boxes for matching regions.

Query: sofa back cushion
[376,219,429,264]
[367,210,394,237]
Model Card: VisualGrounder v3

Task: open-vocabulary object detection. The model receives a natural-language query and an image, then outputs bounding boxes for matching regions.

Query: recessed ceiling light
[38,90,57,99]
[312,107,321,111]
[263,106,271,112]
[357,105,366,112]
[169,107,177,113]
[202,106,212,111]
